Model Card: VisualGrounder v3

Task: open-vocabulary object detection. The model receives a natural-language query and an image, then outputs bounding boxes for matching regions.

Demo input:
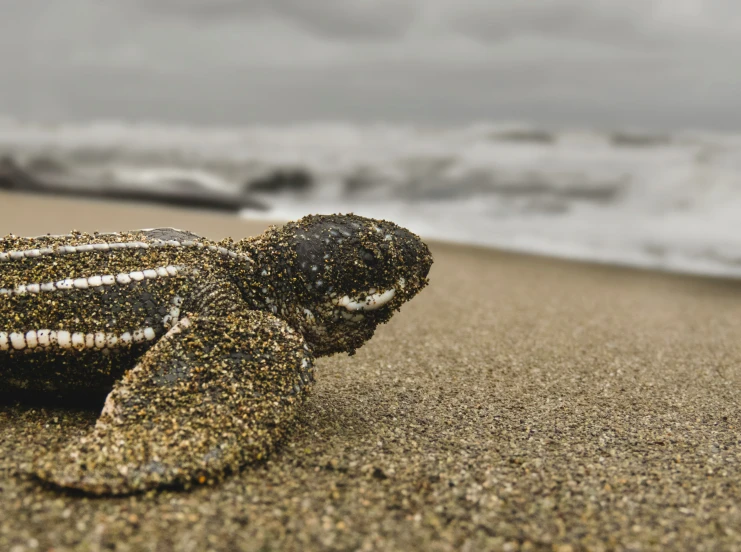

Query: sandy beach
[1,191,740,551]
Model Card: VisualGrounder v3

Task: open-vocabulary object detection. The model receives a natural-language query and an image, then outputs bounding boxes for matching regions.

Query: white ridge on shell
[0,326,159,352]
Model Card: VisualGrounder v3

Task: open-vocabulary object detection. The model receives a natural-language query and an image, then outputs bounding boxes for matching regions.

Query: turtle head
[271,214,432,356]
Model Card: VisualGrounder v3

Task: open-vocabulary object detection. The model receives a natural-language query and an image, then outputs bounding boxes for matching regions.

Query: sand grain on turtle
[0,214,432,494]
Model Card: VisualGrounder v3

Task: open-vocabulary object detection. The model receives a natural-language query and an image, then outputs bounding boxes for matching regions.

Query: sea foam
[0,118,739,278]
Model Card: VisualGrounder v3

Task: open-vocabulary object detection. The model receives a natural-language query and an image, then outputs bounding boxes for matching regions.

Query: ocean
[1,117,739,278]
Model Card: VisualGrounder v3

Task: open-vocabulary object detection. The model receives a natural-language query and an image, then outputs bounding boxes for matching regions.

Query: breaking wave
[0,117,739,278]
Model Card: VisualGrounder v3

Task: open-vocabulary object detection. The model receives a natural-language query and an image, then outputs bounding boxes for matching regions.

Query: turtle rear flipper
[33,309,314,495]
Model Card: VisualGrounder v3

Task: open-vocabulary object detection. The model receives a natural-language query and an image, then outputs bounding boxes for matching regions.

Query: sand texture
[1,192,741,551]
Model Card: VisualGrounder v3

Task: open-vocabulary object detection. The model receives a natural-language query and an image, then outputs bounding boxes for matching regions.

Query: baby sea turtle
[0,214,432,494]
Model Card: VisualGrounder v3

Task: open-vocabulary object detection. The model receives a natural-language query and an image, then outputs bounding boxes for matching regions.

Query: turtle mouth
[334,287,396,312]
[332,276,415,313]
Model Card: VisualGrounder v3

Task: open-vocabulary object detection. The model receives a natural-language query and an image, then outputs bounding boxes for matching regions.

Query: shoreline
[2,190,740,285]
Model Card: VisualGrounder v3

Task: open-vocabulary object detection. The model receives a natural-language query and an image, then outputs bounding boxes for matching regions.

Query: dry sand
[1,191,740,551]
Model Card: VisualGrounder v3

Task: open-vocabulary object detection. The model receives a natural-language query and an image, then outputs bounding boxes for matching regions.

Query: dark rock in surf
[246,169,313,194]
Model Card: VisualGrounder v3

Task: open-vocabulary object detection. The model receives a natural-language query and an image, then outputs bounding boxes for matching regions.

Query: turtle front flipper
[33,309,314,495]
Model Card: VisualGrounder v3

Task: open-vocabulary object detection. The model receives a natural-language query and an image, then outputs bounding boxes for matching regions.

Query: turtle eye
[360,248,378,266]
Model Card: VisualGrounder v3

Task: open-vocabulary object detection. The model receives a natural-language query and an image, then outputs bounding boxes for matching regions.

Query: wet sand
[1,192,741,551]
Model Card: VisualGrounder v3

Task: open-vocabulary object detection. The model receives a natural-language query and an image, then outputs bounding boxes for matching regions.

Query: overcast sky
[2,0,741,129]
